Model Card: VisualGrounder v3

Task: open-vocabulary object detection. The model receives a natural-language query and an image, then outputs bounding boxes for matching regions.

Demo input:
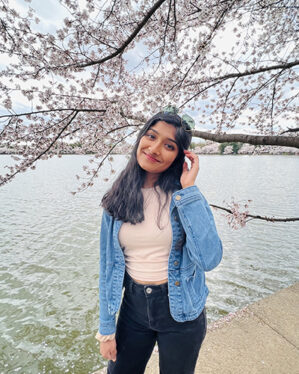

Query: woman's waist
[124,271,168,293]
[125,263,168,284]
[131,276,168,285]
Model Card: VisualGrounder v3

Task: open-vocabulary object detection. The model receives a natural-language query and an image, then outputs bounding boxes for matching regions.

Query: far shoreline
[0,152,298,156]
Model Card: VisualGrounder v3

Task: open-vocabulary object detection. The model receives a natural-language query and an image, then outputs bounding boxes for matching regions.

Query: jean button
[146,287,152,294]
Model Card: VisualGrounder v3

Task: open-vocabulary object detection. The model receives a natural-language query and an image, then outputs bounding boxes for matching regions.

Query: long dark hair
[101,111,192,224]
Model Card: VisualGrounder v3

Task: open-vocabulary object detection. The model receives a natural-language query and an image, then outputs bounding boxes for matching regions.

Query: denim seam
[146,292,152,329]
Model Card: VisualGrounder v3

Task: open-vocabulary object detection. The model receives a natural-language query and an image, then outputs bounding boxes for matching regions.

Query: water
[0,154,298,373]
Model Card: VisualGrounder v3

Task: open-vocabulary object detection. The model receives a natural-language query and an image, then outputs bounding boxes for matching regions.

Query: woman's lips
[144,152,160,163]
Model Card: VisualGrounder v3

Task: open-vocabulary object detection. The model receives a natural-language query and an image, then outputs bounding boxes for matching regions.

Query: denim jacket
[98,185,223,335]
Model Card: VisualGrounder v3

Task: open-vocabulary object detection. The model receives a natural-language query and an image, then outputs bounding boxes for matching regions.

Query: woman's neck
[143,173,160,188]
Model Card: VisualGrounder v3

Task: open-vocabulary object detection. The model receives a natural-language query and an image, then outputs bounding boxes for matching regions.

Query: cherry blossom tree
[0,0,298,227]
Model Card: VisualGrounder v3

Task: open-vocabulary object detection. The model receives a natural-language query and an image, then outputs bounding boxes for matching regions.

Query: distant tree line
[219,142,243,154]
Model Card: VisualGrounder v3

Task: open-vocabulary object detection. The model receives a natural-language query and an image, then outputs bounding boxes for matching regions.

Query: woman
[96,108,223,374]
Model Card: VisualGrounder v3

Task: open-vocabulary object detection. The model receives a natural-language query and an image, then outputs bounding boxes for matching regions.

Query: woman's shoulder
[101,209,114,223]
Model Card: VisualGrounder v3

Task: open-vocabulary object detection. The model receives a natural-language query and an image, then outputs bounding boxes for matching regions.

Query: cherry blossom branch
[1,110,78,185]
[210,204,299,223]
[212,60,299,82]
[0,108,106,119]
[72,128,139,193]
[180,60,299,107]
[219,77,239,128]
[46,0,168,71]
[170,1,234,91]
[219,70,285,131]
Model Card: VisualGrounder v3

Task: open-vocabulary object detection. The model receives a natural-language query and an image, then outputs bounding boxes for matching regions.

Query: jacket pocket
[181,265,204,314]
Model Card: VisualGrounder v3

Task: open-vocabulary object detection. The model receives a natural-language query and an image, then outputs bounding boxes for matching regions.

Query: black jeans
[107,272,207,374]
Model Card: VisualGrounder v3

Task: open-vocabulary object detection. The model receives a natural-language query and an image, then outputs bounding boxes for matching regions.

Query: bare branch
[192,130,299,148]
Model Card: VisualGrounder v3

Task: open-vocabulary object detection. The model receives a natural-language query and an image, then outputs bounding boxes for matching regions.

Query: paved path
[94,282,299,374]
[145,282,299,373]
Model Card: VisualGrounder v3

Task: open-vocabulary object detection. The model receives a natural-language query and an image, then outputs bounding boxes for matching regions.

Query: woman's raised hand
[180,150,199,189]
[100,339,117,362]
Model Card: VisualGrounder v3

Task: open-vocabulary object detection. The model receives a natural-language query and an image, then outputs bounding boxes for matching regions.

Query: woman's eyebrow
[149,128,178,145]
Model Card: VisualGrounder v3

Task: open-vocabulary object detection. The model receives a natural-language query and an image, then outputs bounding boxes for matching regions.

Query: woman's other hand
[100,339,117,362]
[180,150,199,189]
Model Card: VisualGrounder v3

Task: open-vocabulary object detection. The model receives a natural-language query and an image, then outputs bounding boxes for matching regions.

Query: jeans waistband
[124,271,168,295]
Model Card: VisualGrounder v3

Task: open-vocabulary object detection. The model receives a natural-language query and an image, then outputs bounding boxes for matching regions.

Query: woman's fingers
[180,150,199,188]
[183,150,199,172]
[111,348,117,362]
[183,161,189,171]
[100,339,117,362]
[184,150,199,166]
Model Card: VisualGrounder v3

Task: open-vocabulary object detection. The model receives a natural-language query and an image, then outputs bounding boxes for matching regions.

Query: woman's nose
[149,142,161,154]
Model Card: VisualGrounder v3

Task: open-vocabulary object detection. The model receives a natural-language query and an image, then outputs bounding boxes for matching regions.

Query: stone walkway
[145,282,299,373]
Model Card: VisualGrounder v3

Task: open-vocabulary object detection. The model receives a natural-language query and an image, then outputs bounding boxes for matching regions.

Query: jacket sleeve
[98,210,116,336]
[173,185,223,271]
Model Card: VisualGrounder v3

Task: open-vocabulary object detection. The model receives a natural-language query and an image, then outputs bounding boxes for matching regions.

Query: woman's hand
[180,150,199,189]
[100,339,117,362]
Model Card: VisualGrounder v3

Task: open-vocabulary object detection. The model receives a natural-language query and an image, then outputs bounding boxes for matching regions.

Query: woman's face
[136,121,179,179]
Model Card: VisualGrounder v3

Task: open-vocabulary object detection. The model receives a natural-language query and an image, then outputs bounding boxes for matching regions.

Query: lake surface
[0,154,298,373]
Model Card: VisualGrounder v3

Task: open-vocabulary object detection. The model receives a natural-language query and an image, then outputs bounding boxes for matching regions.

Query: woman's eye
[165,144,175,150]
[146,133,155,139]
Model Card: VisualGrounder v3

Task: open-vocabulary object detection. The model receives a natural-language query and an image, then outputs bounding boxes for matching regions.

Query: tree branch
[0,108,106,119]
[192,130,299,148]
[280,127,299,135]
[74,128,139,193]
[170,2,233,91]
[188,60,299,86]
[52,0,168,70]
[0,111,78,185]
[210,204,299,223]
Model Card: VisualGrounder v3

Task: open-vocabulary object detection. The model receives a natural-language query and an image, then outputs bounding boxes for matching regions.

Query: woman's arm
[98,210,117,335]
[175,150,223,271]
[173,185,223,271]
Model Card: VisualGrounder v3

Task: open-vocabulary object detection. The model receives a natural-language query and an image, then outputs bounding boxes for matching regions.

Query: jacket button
[175,195,181,201]
[174,261,179,266]
[175,281,180,286]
